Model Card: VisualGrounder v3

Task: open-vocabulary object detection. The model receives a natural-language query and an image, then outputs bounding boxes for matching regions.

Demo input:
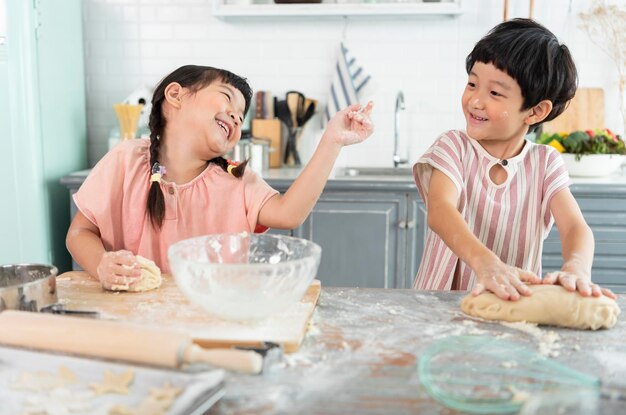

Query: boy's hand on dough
[473,260,541,301]
[96,250,142,290]
[542,271,616,299]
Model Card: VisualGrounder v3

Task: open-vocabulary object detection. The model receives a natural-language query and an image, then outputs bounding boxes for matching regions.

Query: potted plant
[537,129,626,177]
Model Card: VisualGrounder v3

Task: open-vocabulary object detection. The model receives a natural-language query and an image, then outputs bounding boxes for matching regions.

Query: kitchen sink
[336,166,414,177]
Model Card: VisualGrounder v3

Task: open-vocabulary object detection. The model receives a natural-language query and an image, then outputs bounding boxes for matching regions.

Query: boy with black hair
[413,18,615,301]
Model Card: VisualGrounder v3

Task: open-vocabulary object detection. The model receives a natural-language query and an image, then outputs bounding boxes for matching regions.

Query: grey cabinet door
[542,195,626,293]
[297,192,406,288]
[405,197,427,289]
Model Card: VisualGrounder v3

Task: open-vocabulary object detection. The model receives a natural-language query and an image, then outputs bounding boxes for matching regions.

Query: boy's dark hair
[466,18,578,129]
[147,65,253,229]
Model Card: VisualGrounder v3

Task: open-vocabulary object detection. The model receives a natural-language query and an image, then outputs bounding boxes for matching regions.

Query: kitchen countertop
[211,288,625,415]
[60,166,626,193]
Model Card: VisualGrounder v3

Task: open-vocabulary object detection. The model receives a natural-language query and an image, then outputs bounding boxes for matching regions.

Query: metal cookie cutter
[40,303,100,318]
[235,342,283,374]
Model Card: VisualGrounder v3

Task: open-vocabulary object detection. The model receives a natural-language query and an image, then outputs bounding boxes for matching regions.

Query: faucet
[393,91,407,168]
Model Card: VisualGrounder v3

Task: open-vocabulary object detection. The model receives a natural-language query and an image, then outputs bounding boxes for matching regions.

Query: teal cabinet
[0,0,87,270]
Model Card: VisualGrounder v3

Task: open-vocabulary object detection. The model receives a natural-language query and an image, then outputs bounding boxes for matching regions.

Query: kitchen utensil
[113,103,143,141]
[55,272,321,353]
[542,88,604,134]
[229,135,271,174]
[286,91,305,127]
[0,264,99,317]
[275,99,301,165]
[418,336,626,414]
[168,233,321,321]
[284,127,302,166]
[39,303,100,317]
[284,92,306,166]
[0,310,264,374]
[298,98,317,126]
[0,264,58,312]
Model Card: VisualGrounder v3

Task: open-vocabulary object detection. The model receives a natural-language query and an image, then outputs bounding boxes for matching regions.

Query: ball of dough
[461,284,620,330]
[111,255,162,292]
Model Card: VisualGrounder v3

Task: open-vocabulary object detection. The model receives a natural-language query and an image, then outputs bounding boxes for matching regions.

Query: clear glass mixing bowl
[168,233,321,321]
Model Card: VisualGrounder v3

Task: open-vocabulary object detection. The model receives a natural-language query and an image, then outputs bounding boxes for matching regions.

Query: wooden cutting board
[56,272,321,353]
[542,87,604,133]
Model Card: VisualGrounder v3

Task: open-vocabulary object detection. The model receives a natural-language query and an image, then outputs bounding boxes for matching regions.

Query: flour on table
[501,360,518,369]
[500,321,562,357]
[12,366,78,392]
[90,369,135,395]
[111,256,161,292]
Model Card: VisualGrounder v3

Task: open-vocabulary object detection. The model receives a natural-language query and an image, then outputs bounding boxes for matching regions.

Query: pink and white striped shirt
[413,130,570,291]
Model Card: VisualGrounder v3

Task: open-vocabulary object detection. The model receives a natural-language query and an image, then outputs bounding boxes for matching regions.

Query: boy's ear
[164,82,184,109]
[525,100,553,125]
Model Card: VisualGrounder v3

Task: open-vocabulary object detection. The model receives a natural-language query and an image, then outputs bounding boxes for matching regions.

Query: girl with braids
[66,65,374,289]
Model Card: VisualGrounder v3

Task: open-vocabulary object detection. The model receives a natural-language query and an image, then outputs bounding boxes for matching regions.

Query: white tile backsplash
[83,0,623,167]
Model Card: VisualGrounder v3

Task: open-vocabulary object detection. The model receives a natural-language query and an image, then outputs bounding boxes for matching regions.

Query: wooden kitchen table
[210,288,626,415]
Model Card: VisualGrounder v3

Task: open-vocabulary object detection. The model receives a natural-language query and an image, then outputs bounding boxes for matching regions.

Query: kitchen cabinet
[542,185,626,293]
[212,0,463,19]
[0,0,87,270]
[267,180,423,289]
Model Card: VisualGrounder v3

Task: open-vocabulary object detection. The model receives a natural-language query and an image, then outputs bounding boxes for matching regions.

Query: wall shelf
[213,1,463,18]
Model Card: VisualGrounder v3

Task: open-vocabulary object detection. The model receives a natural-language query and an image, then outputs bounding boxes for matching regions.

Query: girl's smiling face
[179,81,246,159]
[462,62,532,149]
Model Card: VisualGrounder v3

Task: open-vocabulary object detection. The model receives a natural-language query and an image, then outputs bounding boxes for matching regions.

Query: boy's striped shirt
[413,130,570,290]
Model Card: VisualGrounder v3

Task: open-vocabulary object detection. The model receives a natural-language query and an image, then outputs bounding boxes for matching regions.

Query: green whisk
[418,336,623,414]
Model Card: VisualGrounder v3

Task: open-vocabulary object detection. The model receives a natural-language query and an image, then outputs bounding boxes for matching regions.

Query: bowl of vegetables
[537,129,626,177]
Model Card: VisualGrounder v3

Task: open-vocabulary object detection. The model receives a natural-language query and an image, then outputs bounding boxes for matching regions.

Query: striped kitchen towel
[324,42,371,124]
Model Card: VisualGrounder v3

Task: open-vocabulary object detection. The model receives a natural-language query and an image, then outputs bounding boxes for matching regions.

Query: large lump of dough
[461,284,620,330]
[111,255,162,292]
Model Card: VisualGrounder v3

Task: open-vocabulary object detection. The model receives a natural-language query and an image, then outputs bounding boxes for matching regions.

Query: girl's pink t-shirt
[73,139,278,273]
[413,130,570,291]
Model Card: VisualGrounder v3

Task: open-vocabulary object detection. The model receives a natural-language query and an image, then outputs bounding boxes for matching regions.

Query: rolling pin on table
[0,310,264,374]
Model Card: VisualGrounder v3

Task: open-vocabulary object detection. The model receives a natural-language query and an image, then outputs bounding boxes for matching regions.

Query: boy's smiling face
[462,62,533,149]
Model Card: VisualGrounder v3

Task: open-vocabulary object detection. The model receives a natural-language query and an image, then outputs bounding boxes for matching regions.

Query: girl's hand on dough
[542,271,616,299]
[473,260,541,301]
[96,250,142,290]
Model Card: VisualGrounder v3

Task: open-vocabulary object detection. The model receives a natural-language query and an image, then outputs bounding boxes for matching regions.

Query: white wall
[82,0,623,167]
[0,0,6,42]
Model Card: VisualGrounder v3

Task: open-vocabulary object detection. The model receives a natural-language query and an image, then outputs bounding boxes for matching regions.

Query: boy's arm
[546,188,616,298]
[427,169,540,300]
[258,103,373,229]
[66,211,141,288]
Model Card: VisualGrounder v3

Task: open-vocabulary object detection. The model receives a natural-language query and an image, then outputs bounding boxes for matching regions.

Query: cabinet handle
[398,220,416,229]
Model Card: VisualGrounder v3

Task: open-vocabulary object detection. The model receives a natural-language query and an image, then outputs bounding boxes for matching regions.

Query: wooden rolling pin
[0,310,263,374]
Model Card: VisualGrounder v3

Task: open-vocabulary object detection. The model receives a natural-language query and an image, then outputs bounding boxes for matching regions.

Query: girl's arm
[66,211,141,288]
[545,188,616,299]
[427,169,541,300]
[258,103,374,229]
